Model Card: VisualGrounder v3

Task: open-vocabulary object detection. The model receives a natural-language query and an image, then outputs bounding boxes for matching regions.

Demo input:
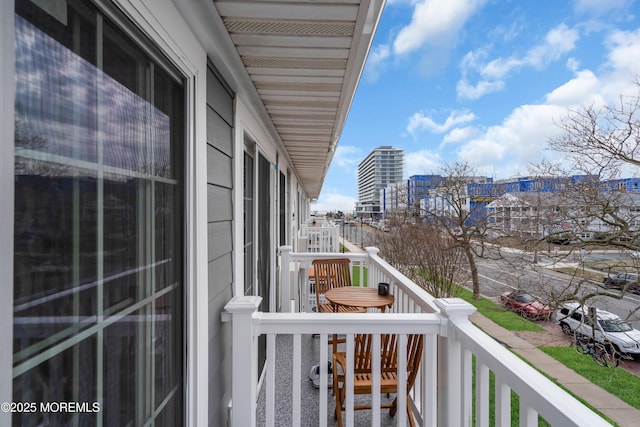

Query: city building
[487,189,640,241]
[420,176,493,220]
[356,146,403,218]
[379,175,449,218]
[379,181,408,217]
[413,173,640,237]
[408,175,447,213]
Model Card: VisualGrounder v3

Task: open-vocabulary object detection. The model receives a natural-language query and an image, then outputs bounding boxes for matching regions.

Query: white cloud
[457,24,579,100]
[457,103,569,176]
[311,192,357,213]
[393,0,485,55]
[332,145,362,171]
[480,56,523,80]
[527,24,579,69]
[364,44,391,82]
[566,57,581,72]
[460,56,637,175]
[605,28,640,79]
[574,0,631,15]
[459,46,490,73]
[456,79,505,99]
[457,138,508,173]
[407,109,476,137]
[483,24,579,77]
[367,0,485,80]
[545,69,603,106]
[405,150,443,176]
[455,24,640,177]
[442,126,479,144]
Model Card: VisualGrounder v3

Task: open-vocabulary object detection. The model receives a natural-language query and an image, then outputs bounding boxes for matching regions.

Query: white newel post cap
[365,247,380,256]
[434,298,476,319]
[224,295,262,314]
[279,245,292,255]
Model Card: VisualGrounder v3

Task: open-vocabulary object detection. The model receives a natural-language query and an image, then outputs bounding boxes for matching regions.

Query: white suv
[556,302,640,358]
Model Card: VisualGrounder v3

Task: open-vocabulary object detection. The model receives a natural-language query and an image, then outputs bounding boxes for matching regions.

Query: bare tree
[419,161,505,300]
[550,83,640,175]
[494,81,640,341]
[545,82,640,254]
[372,221,468,298]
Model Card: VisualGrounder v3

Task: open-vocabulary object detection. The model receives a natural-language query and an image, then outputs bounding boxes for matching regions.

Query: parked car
[602,272,639,289]
[556,302,640,359]
[498,291,552,320]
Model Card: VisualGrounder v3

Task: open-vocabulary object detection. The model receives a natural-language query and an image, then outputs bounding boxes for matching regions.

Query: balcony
[224,246,611,426]
[298,220,340,253]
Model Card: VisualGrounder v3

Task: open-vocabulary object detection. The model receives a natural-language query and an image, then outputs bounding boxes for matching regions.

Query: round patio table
[324,287,394,312]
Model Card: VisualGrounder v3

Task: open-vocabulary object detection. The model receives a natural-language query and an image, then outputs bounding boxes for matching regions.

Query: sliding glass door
[14,1,184,425]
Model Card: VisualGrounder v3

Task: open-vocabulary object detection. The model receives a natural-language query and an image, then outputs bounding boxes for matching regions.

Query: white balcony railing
[224,247,612,427]
[298,223,340,253]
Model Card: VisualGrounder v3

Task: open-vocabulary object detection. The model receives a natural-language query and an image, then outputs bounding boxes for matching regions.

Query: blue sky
[311,0,640,213]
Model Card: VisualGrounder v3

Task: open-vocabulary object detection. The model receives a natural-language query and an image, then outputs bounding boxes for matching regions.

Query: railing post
[279,246,292,312]
[434,298,477,427]
[330,225,339,252]
[365,247,380,288]
[224,296,262,427]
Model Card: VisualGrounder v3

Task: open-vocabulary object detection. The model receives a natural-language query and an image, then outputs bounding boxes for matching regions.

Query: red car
[498,291,551,320]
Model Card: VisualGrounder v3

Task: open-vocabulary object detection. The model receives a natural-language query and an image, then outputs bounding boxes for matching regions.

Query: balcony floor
[256,334,411,426]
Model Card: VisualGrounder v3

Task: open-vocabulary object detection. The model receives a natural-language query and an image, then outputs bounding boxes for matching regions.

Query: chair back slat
[405,334,424,391]
[353,334,376,372]
[312,258,352,311]
[351,333,423,375]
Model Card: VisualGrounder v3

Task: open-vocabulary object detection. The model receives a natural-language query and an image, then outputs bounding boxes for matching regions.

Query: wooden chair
[311,258,366,353]
[311,258,365,314]
[332,333,424,427]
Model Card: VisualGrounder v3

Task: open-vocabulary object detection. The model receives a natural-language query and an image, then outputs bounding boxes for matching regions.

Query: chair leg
[407,398,416,427]
[334,387,343,427]
[389,397,397,417]
[388,396,415,427]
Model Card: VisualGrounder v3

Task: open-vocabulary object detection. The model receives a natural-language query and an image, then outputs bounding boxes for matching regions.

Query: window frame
[0,4,16,423]
[105,2,209,425]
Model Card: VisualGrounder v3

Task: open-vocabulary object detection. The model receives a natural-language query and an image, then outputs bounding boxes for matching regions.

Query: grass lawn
[351,265,367,287]
[456,287,546,332]
[540,346,640,410]
[458,287,634,423]
[471,358,554,427]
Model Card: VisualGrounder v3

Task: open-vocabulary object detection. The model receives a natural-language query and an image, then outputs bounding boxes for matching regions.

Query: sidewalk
[471,313,640,427]
[341,237,365,253]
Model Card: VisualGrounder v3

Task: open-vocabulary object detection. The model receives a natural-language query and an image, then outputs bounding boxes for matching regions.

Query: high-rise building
[356,146,404,218]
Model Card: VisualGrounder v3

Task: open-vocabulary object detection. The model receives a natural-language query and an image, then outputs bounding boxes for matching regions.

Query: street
[472,253,640,329]
[339,226,640,327]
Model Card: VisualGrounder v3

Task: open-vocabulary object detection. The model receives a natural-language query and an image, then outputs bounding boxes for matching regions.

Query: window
[14,2,184,425]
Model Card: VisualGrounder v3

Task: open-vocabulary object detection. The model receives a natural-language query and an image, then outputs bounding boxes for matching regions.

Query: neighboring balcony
[298,220,340,253]
[224,246,611,426]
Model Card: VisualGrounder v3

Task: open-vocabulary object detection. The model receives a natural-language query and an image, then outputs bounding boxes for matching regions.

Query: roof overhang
[213,0,385,199]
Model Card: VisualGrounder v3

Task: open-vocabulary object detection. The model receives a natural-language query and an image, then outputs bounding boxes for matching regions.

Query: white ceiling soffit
[213,0,385,199]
